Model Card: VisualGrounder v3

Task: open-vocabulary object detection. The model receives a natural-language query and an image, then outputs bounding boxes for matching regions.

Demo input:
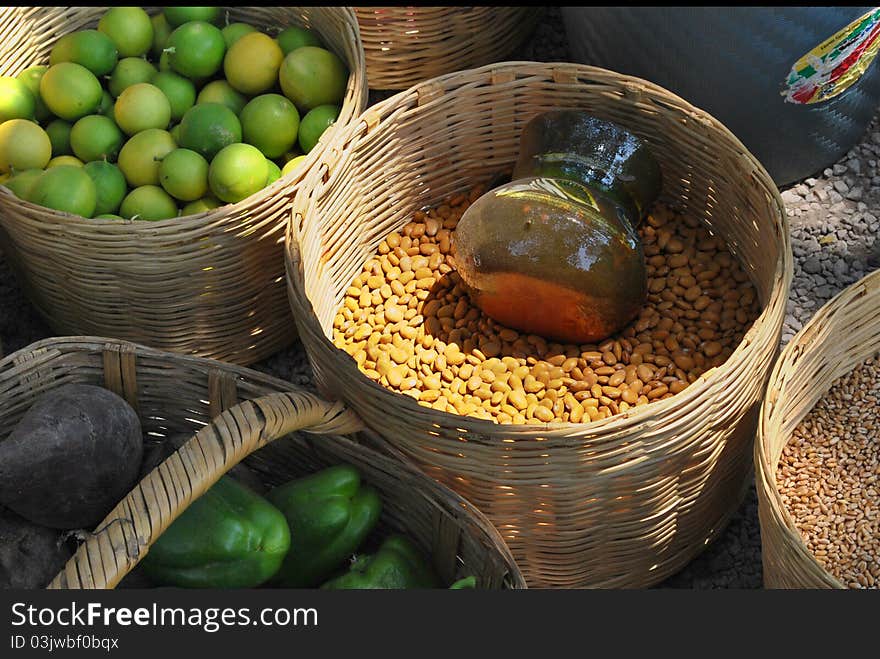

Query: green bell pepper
[320,534,441,589]
[140,475,290,588]
[266,464,382,588]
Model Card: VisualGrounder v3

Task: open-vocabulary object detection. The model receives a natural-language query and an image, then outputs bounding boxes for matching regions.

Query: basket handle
[47,391,363,590]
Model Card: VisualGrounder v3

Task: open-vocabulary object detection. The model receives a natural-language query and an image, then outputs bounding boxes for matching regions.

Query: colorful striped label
[783,7,880,105]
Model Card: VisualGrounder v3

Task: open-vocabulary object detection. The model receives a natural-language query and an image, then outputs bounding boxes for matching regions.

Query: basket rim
[0,5,369,232]
[0,335,527,590]
[755,268,880,589]
[287,59,793,441]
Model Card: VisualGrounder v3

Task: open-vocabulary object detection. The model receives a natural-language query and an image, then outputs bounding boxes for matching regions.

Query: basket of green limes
[0,6,367,366]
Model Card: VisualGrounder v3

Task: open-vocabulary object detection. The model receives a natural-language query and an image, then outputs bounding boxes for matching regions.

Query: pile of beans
[777,357,880,589]
[332,184,760,425]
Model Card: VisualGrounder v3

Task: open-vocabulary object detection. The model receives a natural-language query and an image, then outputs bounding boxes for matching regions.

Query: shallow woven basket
[0,337,524,590]
[0,6,367,366]
[756,270,880,588]
[355,6,541,90]
[286,62,793,588]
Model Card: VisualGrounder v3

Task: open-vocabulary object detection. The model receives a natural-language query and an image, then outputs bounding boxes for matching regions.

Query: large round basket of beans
[286,62,792,588]
[756,269,880,589]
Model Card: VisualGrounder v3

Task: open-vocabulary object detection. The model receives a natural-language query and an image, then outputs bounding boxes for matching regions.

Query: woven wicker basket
[355,6,541,90]
[0,337,524,590]
[756,270,880,588]
[0,6,367,366]
[286,62,793,588]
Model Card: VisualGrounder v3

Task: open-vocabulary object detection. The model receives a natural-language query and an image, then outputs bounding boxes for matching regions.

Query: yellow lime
[3,168,44,200]
[280,153,308,178]
[150,71,196,122]
[117,128,176,187]
[150,12,173,60]
[279,46,347,112]
[166,21,226,80]
[98,7,154,58]
[276,26,322,55]
[224,31,283,95]
[45,119,73,156]
[0,119,51,174]
[15,66,51,123]
[27,165,97,217]
[70,114,124,162]
[240,93,299,158]
[181,195,221,215]
[40,62,103,121]
[265,158,281,186]
[163,7,222,27]
[158,148,209,201]
[0,76,35,122]
[178,103,241,160]
[196,80,247,115]
[222,22,257,48]
[298,104,340,154]
[208,142,268,203]
[108,57,158,98]
[47,155,84,168]
[49,29,118,76]
[83,160,128,215]
[120,184,178,221]
[114,82,171,135]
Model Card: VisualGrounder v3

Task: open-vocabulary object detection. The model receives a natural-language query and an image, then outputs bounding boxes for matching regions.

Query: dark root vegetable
[0,505,73,589]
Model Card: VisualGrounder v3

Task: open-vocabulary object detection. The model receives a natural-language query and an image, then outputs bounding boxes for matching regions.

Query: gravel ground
[2,7,879,589]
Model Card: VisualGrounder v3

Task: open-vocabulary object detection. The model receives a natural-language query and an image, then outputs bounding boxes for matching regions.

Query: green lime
[163,7,222,27]
[276,26,322,55]
[47,155,84,168]
[117,128,176,187]
[114,82,171,135]
[298,104,340,154]
[3,168,44,200]
[98,7,154,58]
[150,12,173,60]
[170,123,181,143]
[83,160,127,215]
[280,153,308,178]
[0,76,35,122]
[178,103,241,161]
[0,119,51,174]
[208,142,268,203]
[96,90,114,117]
[166,21,226,80]
[265,158,281,186]
[240,93,299,158]
[222,22,257,48]
[120,184,178,221]
[28,165,97,217]
[279,46,347,112]
[108,57,158,98]
[49,29,118,77]
[224,31,283,95]
[70,114,124,162]
[196,80,247,115]
[158,148,208,201]
[149,71,196,122]
[181,195,221,215]
[45,119,73,156]
[16,66,52,123]
[158,49,171,72]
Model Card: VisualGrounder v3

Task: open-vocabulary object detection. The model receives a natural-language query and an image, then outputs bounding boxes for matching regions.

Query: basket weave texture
[355,6,541,90]
[756,269,880,588]
[0,6,367,366]
[0,337,524,590]
[286,61,793,588]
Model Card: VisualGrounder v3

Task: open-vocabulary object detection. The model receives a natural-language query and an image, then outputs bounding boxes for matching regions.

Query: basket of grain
[0,336,524,590]
[0,6,367,366]
[756,269,880,589]
[286,62,792,588]
[355,6,541,90]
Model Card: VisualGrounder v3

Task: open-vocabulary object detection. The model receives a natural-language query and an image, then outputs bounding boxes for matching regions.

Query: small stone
[805,177,818,187]
[832,259,849,278]
[832,163,847,176]
[829,190,844,204]
[780,188,802,204]
[847,158,862,176]
[795,183,810,197]
[833,179,849,194]
[845,186,863,201]
[802,257,822,274]
[814,187,829,202]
